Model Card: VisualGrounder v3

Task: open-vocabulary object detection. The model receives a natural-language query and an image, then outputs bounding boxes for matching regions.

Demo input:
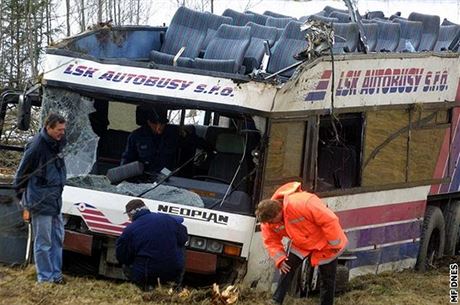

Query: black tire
[335,264,349,294]
[287,265,302,297]
[444,201,460,256]
[415,206,445,272]
[289,261,348,297]
[288,260,314,298]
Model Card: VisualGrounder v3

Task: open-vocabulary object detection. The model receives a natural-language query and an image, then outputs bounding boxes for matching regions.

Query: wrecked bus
[1,2,460,294]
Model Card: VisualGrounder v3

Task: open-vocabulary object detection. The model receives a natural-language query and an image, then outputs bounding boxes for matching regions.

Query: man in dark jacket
[116,199,188,290]
[121,106,211,177]
[14,113,67,283]
[121,106,179,173]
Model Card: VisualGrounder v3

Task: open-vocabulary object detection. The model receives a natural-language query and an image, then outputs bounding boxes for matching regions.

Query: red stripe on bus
[80,208,104,216]
[336,200,426,229]
[430,126,451,194]
[81,213,112,223]
[85,221,125,233]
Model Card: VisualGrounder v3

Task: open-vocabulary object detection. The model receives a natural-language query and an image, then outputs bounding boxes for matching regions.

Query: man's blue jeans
[31,213,64,283]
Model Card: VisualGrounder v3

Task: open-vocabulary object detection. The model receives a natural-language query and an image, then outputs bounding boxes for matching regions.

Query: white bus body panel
[62,186,256,258]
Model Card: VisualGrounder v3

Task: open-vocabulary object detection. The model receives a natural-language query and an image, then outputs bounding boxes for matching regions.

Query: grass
[0,256,457,305]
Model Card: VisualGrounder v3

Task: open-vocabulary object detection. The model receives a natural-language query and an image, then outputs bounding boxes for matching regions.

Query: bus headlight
[189,236,207,250]
[206,240,223,253]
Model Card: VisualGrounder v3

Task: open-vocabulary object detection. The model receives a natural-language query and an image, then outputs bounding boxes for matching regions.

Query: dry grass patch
[0,256,457,305]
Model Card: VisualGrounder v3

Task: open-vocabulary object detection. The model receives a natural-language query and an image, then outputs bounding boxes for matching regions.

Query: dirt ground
[0,256,457,305]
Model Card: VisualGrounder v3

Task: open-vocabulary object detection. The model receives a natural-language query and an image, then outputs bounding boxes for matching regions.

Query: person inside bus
[121,105,210,177]
[121,106,181,174]
[116,199,188,291]
[256,181,348,305]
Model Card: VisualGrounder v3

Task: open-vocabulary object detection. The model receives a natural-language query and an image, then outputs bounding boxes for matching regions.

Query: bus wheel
[444,201,460,256]
[288,260,314,298]
[335,264,349,294]
[415,206,445,272]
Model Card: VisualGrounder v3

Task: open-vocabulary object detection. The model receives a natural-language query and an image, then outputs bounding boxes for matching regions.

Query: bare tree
[0,0,156,91]
[0,0,4,88]
[136,0,140,24]
[97,0,103,23]
[46,0,51,44]
[80,0,86,31]
[26,0,38,78]
[0,0,56,88]
[174,0,212,12]
[66,0,71,36]
[117,0,121,24]
[170,0,263,12]
[243,0,264,11]
[107,0,113,23]
[70,0,151,29]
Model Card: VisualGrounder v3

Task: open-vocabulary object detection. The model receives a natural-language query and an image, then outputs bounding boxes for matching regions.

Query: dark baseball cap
[147,107,169,124]
[124,199,147,215]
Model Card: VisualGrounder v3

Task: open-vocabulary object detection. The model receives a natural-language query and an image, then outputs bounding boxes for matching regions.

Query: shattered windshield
[67,175,204,207]
[42,88,205,207]
[42,88,99,178]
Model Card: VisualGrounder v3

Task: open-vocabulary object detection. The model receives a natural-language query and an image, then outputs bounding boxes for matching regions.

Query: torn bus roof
[42,6,460,115]
[42,52,460,115]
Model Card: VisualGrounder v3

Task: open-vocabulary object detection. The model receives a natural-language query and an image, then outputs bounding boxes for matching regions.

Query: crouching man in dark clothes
[116,199,188,291]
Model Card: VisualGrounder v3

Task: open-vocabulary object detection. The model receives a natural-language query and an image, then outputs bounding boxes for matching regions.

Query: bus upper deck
[43,4,460,117]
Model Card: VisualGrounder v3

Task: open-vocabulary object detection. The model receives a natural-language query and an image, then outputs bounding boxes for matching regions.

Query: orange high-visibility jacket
[261,182,348,267]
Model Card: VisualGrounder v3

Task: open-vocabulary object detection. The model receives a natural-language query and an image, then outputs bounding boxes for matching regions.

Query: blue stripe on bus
[346,241,419,269]
[305,91,326,101]
[346,220,422,249]
[449,162,460,192]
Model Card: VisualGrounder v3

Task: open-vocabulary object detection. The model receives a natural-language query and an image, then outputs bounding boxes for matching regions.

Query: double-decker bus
[1,0,459,294]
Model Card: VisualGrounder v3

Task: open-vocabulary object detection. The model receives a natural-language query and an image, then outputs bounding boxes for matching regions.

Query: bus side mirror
[17,94,32,131]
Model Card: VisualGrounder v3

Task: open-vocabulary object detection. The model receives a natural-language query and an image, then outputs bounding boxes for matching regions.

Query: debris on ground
[0,256,457,305]
[211,283,239,305]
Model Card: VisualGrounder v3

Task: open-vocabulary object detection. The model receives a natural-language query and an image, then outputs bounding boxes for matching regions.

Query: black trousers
[272,252,338,305]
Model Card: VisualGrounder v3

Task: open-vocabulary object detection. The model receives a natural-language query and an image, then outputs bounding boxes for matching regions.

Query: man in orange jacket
[256,182,348,305]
